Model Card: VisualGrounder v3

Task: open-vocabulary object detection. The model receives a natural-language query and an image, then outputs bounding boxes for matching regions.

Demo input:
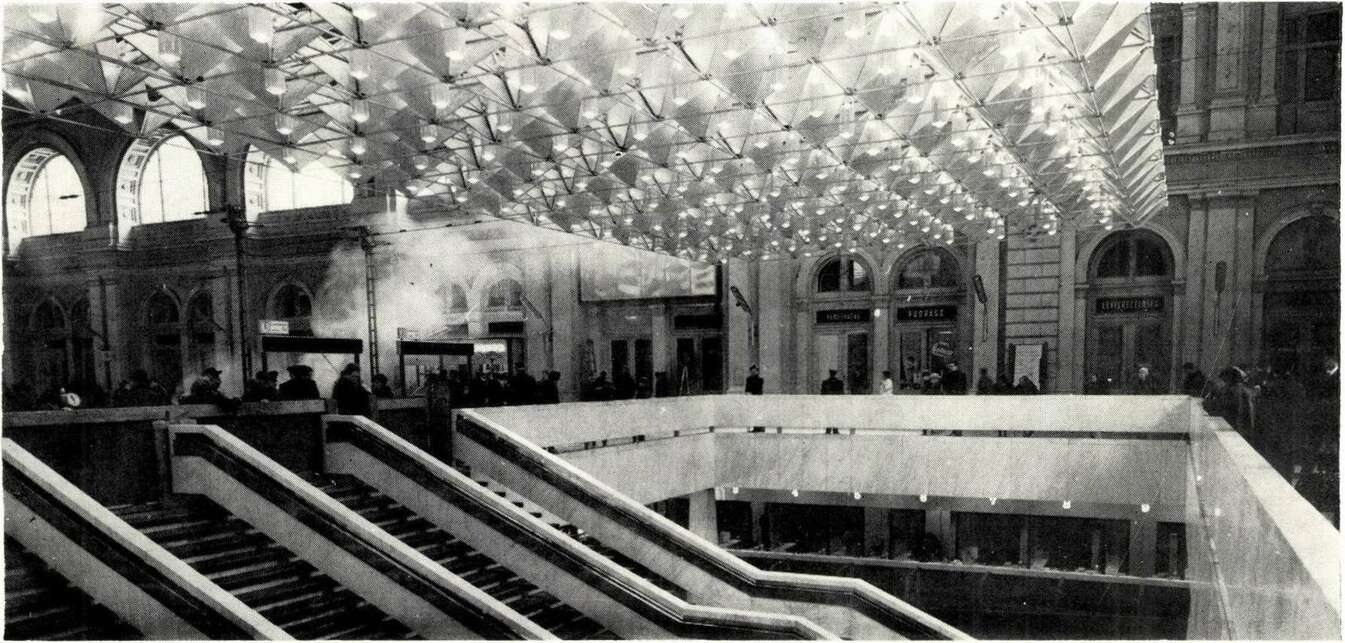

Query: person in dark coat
[277,364,321,400]
[975,369,995,395]
[745,365,764,395]
[1083,373,1107,395]
[537,370,561,404]
[370,373,395,398]
[1204,367,1255,443]
[243,370,279,402]
[614,368,636,400]
[941,362,968,395]
[1129,366,1162,395]
[509,364,537,405]
[182,367,240,411]
[113,369,168,406]
[820,370,845,395]
[1181,362,1207,398]
[332,363,371,416]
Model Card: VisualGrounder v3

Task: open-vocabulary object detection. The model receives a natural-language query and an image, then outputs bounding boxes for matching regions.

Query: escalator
[316,474,615,639]
[4,538,141,640]
[113,495,417,640]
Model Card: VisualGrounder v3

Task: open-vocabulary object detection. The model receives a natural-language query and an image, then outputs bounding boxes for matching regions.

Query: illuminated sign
[816,309,872,324]
[259,320,290,335]
[895,305,958,322]
[1096,297,1164,314]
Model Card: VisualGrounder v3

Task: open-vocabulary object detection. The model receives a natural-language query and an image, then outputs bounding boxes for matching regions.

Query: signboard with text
[1095,297,1164,314]
[816,309,872,325]
[895,305,958,322]
[259,320,290,335]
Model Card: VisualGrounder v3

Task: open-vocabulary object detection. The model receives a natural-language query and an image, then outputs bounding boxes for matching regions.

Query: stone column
[924,509,955,560]
[1056,228,1079,391]
[1208,4,1250,140]
[872,302,889,392]
[758,261,787,392]
[548,248,580,400]
[651,303,669,374]
[1176,4,1210,143]
[687,489,718,543]
[863,506,891,558]
[1182,196,1209,371]
[750,501,766,548]
[86,278,123,390]
[1128,519,1158,577]
[1247,4,1280,136]
[972,237,1001,385]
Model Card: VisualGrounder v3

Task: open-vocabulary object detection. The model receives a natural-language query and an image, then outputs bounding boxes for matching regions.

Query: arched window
[486,279,524,310]
[440,283,469,313]
[30,299,69,395]
[144,291,183,392]
[1265,216,1340,275]
[1092,231,1171,280]
[6,147,86,248]
[269,283,314,334]
[896,248,960,289]
[186,292,216,374]
[245,147,354,213]
[132,135,209,225]
[815,255,871,293]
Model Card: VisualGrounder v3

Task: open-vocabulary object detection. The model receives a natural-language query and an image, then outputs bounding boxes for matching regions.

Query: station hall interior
[0,1,1339,640]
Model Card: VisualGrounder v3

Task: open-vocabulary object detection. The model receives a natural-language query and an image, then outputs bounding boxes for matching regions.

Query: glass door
[846,332,869,394]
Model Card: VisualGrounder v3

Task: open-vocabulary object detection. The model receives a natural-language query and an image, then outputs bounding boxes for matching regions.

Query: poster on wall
[1012,343,1045,388]
[580,244,716,301]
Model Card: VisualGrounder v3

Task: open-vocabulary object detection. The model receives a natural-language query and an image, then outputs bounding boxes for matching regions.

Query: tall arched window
[144,291,183,391]
[1262,215,1339,375]
[896,249,961,289]
[486,279,524,310]
[186,292,216,374]
[30,299,69,395]
[6,147,86,249]
[815,255,871,293]
[244,147,354,213]
[269,283,314,335]
[1085,230,1174,391]
[132,135,209,225]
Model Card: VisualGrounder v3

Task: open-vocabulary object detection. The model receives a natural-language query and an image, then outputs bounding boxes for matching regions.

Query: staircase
[112,497,417,640]
[464,468,688,601]
[314,474,618,639]
[4,538,141,640]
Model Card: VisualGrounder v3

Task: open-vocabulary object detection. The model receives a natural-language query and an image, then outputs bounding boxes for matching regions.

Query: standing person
[745,365,764,395]
[614,367,637,400]
[1129,366,1161,395]
[510,364,537,405]
[901,356,919,390]
[820,370,844,434]
[277,364,321,400]
[1180,363,1206,397]
[879,370,895,395]
[537,370,561,404]
[370,373,395,398]
[332,363,371,416]
[1084,373,1107,395]
[1204,367,1255,444]
[975,369,995,395]
[942,361,967,395]
[746,365,765,432]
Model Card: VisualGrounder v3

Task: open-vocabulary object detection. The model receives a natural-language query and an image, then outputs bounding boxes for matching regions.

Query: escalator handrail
[325,413,838,640]
[2,438,290,640]
[456,411,971,640]
[168,423,555,640]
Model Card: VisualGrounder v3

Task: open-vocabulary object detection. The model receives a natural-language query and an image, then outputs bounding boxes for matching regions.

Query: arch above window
[1265,215,1340,275]
[815,255,871,293]
[6,147,87,250]
[270,283,313,319]
[440,283,469,313]
[30,299,67,334]
[187,292,214,331]
[485,279,524,310]
[244,146,354,214]
[1090,231,1172,280]
[896,248,960,289]
[145,291,181,326]
[117,133,208,228]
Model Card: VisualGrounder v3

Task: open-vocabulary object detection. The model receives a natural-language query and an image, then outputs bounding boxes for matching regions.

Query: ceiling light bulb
[350,135,367,155]
[186,86,207,110]
[349,167,363,179]
[282,148,297,164]
[348,48,370,80]
[444,30,468,61]
[157,30,182,65]
[248,6,274,44]
[351,4,376,20]
[351,99,369,123]
[264,67,286,96]
[431,81,452,109]
[206,128,224,146]
[550,29,570,41]
[722,48,740,61]
[28,6,57,23]
[419,124,438,143]
[413,155,429,170]
[275,113,295,135]
[673,6,692,19]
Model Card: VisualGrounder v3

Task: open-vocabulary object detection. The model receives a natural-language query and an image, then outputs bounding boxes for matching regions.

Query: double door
[815,331,870,394]
[1089,319,1169,392]
[674,335,722,394]
[894,325,958,391]
[610,337,653,385]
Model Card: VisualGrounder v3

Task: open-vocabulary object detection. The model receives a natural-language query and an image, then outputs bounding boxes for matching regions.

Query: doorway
[1089,318,1169,391]
[894,325,959,390]
[815,331,870,394]
[674,335,723,394]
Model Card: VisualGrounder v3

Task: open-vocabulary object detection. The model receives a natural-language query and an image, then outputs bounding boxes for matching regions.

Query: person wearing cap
[243,370,279,402]
[332,363,371,415]
[278,364,321,400]
[182,367,240,412]
[113,369,168,407]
